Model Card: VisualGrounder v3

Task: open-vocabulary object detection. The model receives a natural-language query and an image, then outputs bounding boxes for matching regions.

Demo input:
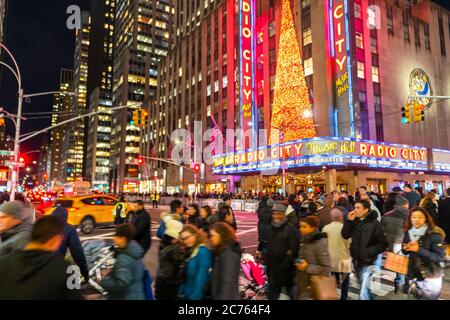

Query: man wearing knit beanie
[0,201,32,257]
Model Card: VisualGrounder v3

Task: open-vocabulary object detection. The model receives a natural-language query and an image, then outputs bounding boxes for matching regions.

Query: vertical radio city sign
[329,0,355,137]
[240,0,256,148]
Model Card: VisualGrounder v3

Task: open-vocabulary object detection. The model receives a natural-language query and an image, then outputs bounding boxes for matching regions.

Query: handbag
[384,251,409,275]
[310,275,338,300]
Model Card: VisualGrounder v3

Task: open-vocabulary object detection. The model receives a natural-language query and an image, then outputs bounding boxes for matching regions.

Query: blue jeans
[374,254,383,274]
[394,273,405,286]
[355,265,375,300]
[333,272,350,300]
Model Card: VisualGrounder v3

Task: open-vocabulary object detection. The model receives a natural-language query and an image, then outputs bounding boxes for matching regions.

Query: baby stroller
[81,240,116,300]
[239,253,268,300]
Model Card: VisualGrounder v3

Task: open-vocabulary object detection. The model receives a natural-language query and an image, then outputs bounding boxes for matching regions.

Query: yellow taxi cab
[44,195,131,234]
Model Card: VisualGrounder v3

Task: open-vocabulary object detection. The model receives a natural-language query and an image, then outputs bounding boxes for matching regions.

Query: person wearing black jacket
[51,207,90,281]
[402,207,446,300]
[210,222,242,300]
[0,216,83,300]
[257,198,274,259]
[342,199,388,300]
[265,204,300,300]
[438,188,450,243]
[132,200,152,256]
[217,205,238,231]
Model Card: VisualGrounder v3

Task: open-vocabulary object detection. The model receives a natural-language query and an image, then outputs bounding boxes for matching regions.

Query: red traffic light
[137,157,144,165]
[193,163,201,174]
[19,157,25,163]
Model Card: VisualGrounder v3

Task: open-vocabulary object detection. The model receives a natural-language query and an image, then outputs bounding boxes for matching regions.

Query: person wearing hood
[342,199,388,300]
[402,207,446,300]
[0,216,83,300]
[179,224,212,300]
[210,222,242,300]
[0,200,32,257]
[51,207,89,281]
[100,224,146,300]
[285,202,299,229]
[131,200,152,256]
[381,196,410,293]
[155,216,184,300]
[295,216,332,300]
[265,204,300,300]
[257,197,274,259]
[298,192,309,218]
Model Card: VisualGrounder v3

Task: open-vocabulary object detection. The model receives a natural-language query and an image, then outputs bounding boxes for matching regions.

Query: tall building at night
[85,0,115,192]
[149,0,450,196]
[0,0,6,43]
[110,0,174,193]
[49,68,74,187]
[62,12,90,183]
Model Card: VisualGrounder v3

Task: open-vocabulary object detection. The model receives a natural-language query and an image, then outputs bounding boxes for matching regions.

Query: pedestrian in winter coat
[384,192,400,214]
[285,204,299,229]
[333,197,352,217]
[381,196,410,292]
[131,200,152,255]
[100,224,146,300]
[315,196,334,230]
[217,206,238,231]
[0,201,32,257]
[0,216,83,300]
[155,218,184,300]
[404,184,422,209]
[51,207,90,280]
[265,204,300,300]
[342,200,388,300]
[438,188,450,243]
[187,204,202,227]
[257,198,274,258]
[179,224,212,300]
[295,216,332,300]
[420,193,439,223]
[402,207,446,300]
[198,206,213,234]
[210,222,242,300]
[322,209,351,300]
[360,194,381,221]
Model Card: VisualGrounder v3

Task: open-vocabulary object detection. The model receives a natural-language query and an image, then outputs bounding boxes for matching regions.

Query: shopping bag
[310,275,338,300]
[384,251,409,275]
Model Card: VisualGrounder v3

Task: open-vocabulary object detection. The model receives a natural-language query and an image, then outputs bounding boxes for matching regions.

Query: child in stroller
[239,253,268,300]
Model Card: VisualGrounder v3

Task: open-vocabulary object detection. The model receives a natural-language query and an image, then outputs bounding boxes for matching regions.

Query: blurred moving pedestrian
[404,184,421,208]
[438,188,450,243]
[0,201,32,257]
[113,195,128,225]
[155,217,184,300]
[322,209,351,300]
[420,192,439,223]
[315,196,334,230]
[402,207,446,300]
[132,200,152,256]
[0,216,83,300]
[381,196,409,293]
[257,198,274,260]
[51,207,89,281]
[186,204,202,227]
[217,205,238,231]
[210,222,242,300]
[333,196,352,218]
[198,206,213,234]
[265,204,300,300]
[342,200,388,300]
[296,216,332,300]
[179,224,212,300]
[157,200,183,241]
[100,224,146,300]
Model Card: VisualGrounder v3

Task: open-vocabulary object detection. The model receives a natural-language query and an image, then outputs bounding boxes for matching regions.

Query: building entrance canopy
[212,137,450,175]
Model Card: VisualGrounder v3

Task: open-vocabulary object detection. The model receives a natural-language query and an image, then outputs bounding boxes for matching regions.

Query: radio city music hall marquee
[212,137,429,174]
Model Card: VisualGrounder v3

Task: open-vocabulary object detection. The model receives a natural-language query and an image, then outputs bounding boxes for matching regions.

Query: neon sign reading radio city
[333,1,349,97]
[240,0,254,136]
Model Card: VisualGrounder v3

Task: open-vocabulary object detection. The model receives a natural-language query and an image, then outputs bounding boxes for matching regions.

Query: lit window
[304,58,314,77]
[356,32,364,49]
[372,66,379,83]
[357,61,365,79]
[303,27,312,46]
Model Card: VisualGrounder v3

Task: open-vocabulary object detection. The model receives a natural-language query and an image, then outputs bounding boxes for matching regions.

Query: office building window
[357,61,365,79]
[413,19,420,47]
[304,57,313,77]
[403,11,410,41]
[356,32,364,49]
[354,3,362,19]
[439,16,446,56]
[387,5,394,34]
[372,66,379,83]
[424,24,431,50]
[303,27,312,46]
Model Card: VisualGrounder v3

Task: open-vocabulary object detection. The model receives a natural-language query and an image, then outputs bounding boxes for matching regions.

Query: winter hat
[300,216,320,229]
[285,205,295,216]
[266,199,275,208]
[315,198,325,208]
[0,201,27,221]
[392,187,402,193]
[165,219,183,239]
[394,195,409,208]
[272,204,286,213]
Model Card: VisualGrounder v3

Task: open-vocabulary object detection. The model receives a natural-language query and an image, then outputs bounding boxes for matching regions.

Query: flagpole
[210,114,233,194]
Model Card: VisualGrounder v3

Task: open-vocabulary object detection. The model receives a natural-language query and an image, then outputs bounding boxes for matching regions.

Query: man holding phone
[342,200,388,300]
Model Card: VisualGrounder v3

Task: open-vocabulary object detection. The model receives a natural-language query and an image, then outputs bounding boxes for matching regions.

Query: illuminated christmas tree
[270,0,317,143]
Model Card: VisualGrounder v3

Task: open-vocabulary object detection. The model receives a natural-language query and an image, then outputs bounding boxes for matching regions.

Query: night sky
[0,0,449,154]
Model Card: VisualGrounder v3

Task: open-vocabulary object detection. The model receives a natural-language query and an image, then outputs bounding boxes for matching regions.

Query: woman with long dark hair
[420,192,439,223]
[402,207,446,300]
[210,222,242,300]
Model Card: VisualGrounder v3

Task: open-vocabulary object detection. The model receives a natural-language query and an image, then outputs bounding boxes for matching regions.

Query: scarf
[408,224,429,242]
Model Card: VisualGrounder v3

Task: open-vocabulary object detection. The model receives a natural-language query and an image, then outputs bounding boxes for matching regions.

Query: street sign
[0,150,14,157]
[4,160,25,168]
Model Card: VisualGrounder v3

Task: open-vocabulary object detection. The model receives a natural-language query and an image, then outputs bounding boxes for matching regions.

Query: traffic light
[401,104,411,124]
[193,163,201,174]
[132,110,140,127]
[413,103,425,122]
[131,109,149,127]
[137,157,144,166]
[19,157,25,163]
